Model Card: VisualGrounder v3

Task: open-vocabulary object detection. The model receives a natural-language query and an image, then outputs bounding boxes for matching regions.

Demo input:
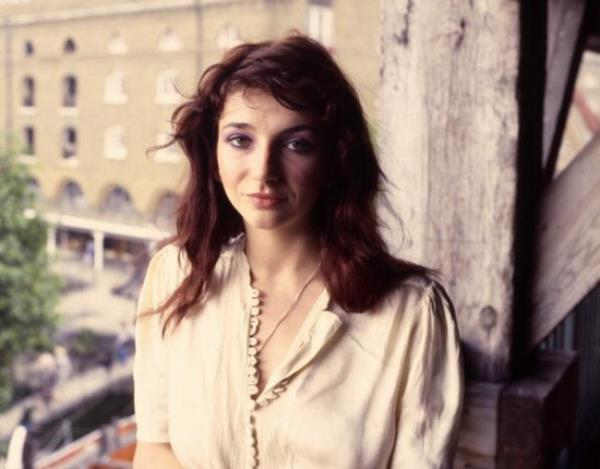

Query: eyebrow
[221,123,318,134]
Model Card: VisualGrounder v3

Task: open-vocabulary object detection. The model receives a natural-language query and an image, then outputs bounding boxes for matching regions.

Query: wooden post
[379,0,520,381]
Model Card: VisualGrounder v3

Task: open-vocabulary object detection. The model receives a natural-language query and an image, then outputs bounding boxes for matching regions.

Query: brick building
[0,0,380,269]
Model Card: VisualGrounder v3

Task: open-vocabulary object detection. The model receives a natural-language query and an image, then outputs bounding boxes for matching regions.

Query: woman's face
[216,88,325,234]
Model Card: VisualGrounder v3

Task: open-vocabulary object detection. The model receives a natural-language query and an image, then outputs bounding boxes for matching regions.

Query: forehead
[219,88,314,129]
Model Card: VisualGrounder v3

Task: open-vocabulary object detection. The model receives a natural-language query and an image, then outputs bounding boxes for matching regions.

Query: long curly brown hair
[153,34,431,332]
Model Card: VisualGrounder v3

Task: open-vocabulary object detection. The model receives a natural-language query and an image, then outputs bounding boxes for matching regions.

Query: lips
[246,192,287,209]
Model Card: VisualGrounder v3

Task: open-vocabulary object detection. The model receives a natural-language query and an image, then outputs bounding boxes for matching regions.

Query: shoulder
[383,274,454,319]
[372,273,458,345]
[147,237,241,285]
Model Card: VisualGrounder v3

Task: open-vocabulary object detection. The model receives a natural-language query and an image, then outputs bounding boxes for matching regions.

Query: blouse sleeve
[389,281,464,468]
[133,246,172,443]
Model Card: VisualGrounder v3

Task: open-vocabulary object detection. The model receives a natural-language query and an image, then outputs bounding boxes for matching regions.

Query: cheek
[216,146,239,186]
[293,165,325,199]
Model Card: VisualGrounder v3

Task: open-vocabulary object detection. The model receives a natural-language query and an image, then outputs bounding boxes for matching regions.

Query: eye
[227,134,252,149]
[284,138,315,154]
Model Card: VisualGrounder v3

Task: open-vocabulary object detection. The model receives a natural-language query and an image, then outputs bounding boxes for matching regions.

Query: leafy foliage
[0,151,60,410]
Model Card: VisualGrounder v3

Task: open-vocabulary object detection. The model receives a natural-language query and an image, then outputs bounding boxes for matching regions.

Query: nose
[251,141,281,182]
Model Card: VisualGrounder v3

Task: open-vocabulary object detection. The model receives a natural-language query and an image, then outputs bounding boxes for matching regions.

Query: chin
[244,213,307,233]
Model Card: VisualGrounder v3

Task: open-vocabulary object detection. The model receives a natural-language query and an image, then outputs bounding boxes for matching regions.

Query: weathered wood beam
[379,0,520,380]
[531,134,600,348]
[543,0,589,179]
[497,351,578,469]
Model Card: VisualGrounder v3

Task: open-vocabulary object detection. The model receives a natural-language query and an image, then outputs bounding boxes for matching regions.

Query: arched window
[155,192,179,230]
[26,178,41,200]
[156,69,180,104]
[62,127,77,159]
[22,76,35,107]
[102,186,138,218]
[62,75,77,107]
[23,126,35,155]
[24,40,34,56]
[216,24,241,51]
[64,37,76,54]
[158,27,182,52]
[104,126,127,159]
[107,32,128,55]
[59,181,87,210]
[104,71,127,104]
[154,131,180,163]
[308,2,334,48]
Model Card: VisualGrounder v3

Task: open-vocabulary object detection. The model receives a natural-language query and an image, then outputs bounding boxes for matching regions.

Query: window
[108,32,128,55]
[62,127,77,159]
[22,76,35,107]
[59,181,87,210]
[154,131,180,163]
[102,186,138,218]
[104,126,127,159]
[24,40,34,56]
[104,71,127,104]
[62,75,77,107]
[156,69,180,104]
[27,178,41,200]
[155,192,179,230]
[158,27,182,52]
[308,3,334,48]
[64,38,76,54]
[23,127,35,155]
[216,25,241,51]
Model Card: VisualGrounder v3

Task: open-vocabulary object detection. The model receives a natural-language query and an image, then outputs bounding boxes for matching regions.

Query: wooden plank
[531,134,600,347]
[543,0,588,177]
[379,0,520,380]
[497,351,578,469]
[455,382,502,469]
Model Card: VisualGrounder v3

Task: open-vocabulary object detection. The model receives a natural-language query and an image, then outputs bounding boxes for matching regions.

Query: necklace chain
[254,264,321,353]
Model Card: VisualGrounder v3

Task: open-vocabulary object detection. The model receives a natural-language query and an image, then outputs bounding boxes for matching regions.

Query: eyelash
[225,135,315,154]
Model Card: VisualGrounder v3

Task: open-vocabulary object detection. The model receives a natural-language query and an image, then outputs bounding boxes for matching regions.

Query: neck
[244,226,321,283]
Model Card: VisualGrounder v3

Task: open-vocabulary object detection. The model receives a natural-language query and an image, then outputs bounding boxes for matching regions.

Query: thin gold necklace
[253,263,321,353]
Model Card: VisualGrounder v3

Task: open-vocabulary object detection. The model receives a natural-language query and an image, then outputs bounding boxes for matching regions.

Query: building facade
[0,0,380,269]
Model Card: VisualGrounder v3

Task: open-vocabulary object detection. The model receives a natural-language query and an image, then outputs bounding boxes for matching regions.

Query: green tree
[0,151,60,410]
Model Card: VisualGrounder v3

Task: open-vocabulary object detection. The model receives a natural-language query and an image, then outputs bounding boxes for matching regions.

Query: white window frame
[104,71,127,104]
[216,24,241,51]
[104,126,128,160]
[158,27,182,52]
[153,131,180,164]
[308,3,334,48]
[156,69,181,104]
[108,32,128,55]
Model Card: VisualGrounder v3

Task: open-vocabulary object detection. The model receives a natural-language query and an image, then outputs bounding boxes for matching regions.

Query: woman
[133,35,463,469]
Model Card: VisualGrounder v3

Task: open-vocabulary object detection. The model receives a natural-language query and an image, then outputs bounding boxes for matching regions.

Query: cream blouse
[134,238,464,469]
